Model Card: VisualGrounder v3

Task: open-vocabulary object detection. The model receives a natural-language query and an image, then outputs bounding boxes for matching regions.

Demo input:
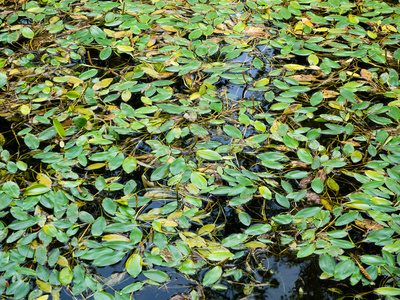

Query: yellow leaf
[36,295,50,300]
[114,30,132,38]
[382,24,397,32]
[302,17,314,28]
[57,255,69,267]
[121,89,131,102]
[187,236,207,248]
[254,78,270,87]
[244,241,268,248]
[294,21,304,32]
[75,107,94,115]
[116,45,135,52]
[102,234,131,242]
[9,69,21,75]
[69,14,88,20]
[85,163,106,170]
[36,279,52,293]
[141,67,159,78]
[321,197,333,211]
[20,104,30,115]
[92,78,113,91]
[158,219,178,227]
[190,92,200,100]
[104,28,115,37]
[313,27,329,32]
[270,119,281,134]
[161,25,179,32]
[64,76,83,85]
[10,25,23,30]
[37,173,52,188]
[284,64,305,70]
[198,224,215,235]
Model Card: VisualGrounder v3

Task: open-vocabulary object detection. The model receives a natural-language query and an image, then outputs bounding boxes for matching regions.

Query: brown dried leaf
[244,26,265,36]
[360,69,373,81]
[322,90,339,98]
[289,74,318,82]
[283,104,302,115]
[355,219,384,231]
[290,160,309,168]
[169,294,189,300]
[306,190,321,205]
[299,175,313,189]
[317,169,326,183]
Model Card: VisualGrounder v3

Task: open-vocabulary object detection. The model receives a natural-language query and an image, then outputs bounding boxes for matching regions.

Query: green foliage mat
[1,0,400,298]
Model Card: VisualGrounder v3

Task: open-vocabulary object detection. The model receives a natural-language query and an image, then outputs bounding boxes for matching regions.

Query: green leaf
[334,259,356,280]
[123,156,137,174]
[24,184,50,196]
[203,266,222,286]
[143,270,169,283]
[239,212,251,226]
[310,91,323,106]
[121,282,143,294]
[126,253,142,278]
[335,211,358,226]
[100,48,112,60]
[191,171,207,189]
[297,243,315,258]
[93,251,125,267]
[0,72,7,88]
[253,58,264,69]
[53,119,66,138]
[297,149,313,164]
[197,149,222,161]
[360,255,385,266]
[90,25,107,39]
[170,157,186,175]
[375,287,400,296]
[24,133,40,149]
[330,239,354,249]
[3,181,20,198]
[151,164,169,181]
[275,193,290,208]
[319,253,335,276]
[311,178,324,193]
[59,267,73,285]
[8,217,41,230]
[94,291,114,300]
[273,79,290,90]
[233,21,246,32]
[244,224,271,235]
[295,207,321,219]
[21,27,34,39]
[285,171,308,179]
[223,125,243,139]
[283,134,299,149]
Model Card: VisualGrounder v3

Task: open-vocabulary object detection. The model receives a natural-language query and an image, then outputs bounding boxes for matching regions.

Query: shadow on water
[60,253,374,300]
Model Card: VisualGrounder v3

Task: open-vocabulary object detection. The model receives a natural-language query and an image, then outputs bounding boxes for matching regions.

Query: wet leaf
[143,270,169,283]
[223,125,243,139]
[203,266,222,286]
[59,267,72,285]
[126,254,142,278]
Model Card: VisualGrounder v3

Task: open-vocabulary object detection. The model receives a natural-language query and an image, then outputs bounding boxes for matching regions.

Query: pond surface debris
[1,0,400,299]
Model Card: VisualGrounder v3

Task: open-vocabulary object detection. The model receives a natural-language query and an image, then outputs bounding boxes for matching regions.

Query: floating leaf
[126,254,142,278]
[197,149,222,161]
[203,266,222,286]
